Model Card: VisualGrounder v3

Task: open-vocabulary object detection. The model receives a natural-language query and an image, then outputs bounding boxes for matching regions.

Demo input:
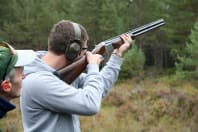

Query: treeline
[0,0,197,79]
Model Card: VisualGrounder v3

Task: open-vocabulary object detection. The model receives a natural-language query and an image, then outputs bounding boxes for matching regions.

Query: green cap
[0,41,36,81]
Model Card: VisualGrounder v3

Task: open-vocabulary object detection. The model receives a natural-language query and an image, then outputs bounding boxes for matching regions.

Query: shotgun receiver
[54,19,165,84]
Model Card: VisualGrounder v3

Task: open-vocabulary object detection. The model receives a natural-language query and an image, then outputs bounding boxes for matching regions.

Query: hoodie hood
[24,51,56,76]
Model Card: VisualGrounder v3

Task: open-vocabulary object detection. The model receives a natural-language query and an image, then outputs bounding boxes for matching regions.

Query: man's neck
[41,52,69,70]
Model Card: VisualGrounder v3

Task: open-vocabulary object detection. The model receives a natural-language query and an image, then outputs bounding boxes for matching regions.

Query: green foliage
[0,0,197,70]
[175,21,198,80]
[164,0,198,56]
[119,43,145,79]
[0,0,74,49]
[75,0,129,48]
[0,0,10,25]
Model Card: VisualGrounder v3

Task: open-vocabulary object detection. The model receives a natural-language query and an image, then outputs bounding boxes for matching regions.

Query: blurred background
[0,0,198,131]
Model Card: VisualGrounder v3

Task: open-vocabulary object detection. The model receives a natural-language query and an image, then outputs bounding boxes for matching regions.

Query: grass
[1,77,198,132]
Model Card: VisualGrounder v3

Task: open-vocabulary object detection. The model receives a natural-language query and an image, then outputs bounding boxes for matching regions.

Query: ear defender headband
[0,41,18,81]
[65,22,82,61]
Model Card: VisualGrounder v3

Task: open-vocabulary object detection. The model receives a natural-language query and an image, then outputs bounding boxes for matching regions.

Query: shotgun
[54,19,165,84]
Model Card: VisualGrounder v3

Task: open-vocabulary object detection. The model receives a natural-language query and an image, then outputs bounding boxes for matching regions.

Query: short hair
[4,68,15,83]
[0,68,15,87]
[48,20,89,55]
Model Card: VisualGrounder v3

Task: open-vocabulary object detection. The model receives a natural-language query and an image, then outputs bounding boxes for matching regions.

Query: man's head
[48,20,89,61]
[0,41,35,100]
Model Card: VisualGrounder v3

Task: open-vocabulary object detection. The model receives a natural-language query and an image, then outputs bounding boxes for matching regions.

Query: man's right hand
[86,51,103,65]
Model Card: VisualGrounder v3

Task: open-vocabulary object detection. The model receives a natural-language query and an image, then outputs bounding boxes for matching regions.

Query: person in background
[20,20,132,132]
[0,41,35,118]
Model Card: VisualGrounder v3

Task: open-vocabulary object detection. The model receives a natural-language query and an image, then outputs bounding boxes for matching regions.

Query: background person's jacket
[0,97,15,119]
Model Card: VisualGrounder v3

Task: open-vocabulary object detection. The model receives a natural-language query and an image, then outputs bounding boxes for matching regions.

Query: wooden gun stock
[54,19,165,84]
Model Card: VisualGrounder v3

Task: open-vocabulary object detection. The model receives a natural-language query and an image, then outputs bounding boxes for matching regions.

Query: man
[20,20,132,132]
[0,41,35,118]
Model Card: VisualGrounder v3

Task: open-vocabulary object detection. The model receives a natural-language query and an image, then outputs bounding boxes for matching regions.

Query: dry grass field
[0,78,198,132]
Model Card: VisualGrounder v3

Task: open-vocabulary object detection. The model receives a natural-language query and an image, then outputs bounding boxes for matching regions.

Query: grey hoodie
[20,51,123,132]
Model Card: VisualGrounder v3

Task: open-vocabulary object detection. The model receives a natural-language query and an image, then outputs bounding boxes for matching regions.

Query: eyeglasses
[82,47,88,51]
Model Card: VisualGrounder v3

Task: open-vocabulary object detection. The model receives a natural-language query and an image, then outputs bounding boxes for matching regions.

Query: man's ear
[1,80,11,92]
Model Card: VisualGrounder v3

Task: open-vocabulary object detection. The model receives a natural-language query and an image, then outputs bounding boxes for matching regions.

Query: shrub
[119,43,145,79]
[175,21,198,80]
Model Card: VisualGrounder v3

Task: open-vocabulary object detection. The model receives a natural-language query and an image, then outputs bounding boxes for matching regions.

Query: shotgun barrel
[103,19,164,45]
[55,19,165,84]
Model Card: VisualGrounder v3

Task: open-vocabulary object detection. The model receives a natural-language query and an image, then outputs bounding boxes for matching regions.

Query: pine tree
[0,0,74,49]
[75,0,130,48]
[0,0,10,25]
[164,0,198,56]
[175,21,198,79]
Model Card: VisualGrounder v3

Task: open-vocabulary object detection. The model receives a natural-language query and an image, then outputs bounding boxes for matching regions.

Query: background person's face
[9,67,24,98]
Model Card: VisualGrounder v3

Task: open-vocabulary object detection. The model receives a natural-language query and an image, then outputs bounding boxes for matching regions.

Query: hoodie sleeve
[77,54,123,97]
[100,54,123,96]
[22,63,104,116]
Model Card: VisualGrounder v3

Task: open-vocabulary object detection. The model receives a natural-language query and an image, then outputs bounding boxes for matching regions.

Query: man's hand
[113,34,132,57]
[86,51,103,65]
